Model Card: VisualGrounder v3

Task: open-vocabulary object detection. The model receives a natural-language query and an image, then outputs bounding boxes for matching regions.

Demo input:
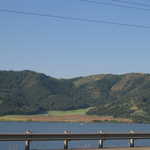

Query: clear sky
[0,0,150,78]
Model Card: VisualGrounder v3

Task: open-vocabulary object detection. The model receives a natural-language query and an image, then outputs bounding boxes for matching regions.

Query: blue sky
[0,0,150,78]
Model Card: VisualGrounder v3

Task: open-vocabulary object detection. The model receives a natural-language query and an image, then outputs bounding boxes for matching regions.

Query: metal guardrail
[0,130,150,150]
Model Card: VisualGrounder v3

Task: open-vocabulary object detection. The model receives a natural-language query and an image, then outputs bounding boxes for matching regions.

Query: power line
[111,0,150,8]
[0,8,150,29]
[142,0,150,3]
[79,0,150,11]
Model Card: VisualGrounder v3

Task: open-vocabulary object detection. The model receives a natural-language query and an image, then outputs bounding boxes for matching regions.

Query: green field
[48,108,92,116]
[0,107,132,123]
[0,114,48,122]
[0,108,92,122]
[0,115,30,122]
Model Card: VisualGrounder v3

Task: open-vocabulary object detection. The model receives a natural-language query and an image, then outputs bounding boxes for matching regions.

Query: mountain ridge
[0,70,150,123]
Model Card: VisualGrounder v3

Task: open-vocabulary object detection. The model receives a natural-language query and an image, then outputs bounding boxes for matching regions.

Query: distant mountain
[0,70,150,123]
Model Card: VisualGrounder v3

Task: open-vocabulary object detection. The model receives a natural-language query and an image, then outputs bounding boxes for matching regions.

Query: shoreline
[0,114,133,123]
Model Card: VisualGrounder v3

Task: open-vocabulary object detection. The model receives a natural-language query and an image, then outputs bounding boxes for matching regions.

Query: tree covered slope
[0,70,150,122]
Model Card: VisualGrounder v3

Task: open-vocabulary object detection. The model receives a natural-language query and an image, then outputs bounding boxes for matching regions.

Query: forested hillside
[0,70,150,123]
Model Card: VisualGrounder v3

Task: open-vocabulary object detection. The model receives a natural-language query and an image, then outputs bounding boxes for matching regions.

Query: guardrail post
[64,130,71,149]
[98,130,103,148]
[25,130,32,150]
[129,130,135,148]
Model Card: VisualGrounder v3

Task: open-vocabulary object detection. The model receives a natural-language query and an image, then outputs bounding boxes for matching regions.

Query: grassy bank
[0,108,132,123]
[48,108,91,116]
[0,115,132,123]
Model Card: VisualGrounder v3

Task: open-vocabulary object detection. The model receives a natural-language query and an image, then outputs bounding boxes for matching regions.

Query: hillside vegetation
[0,70,150,123]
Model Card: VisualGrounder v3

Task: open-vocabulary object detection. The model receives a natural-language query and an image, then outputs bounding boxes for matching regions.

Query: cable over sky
[111,0,150,8]
[0,0,150,77]
[0,8,150,29]
[79,0,150,11]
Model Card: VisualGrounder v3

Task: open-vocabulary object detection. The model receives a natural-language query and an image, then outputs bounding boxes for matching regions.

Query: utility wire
[79,0,150,11]
[0,8,150,29]
[142,0,150,3]
[111,0,150,8]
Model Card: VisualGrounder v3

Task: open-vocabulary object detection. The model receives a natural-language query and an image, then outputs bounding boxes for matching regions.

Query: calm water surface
[1,122,150,150]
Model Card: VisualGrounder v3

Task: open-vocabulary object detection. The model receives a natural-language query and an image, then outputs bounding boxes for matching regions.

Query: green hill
[0,70,150,123]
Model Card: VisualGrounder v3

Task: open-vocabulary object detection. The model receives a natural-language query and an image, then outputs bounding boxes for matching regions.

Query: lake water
[1,122,150,150]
